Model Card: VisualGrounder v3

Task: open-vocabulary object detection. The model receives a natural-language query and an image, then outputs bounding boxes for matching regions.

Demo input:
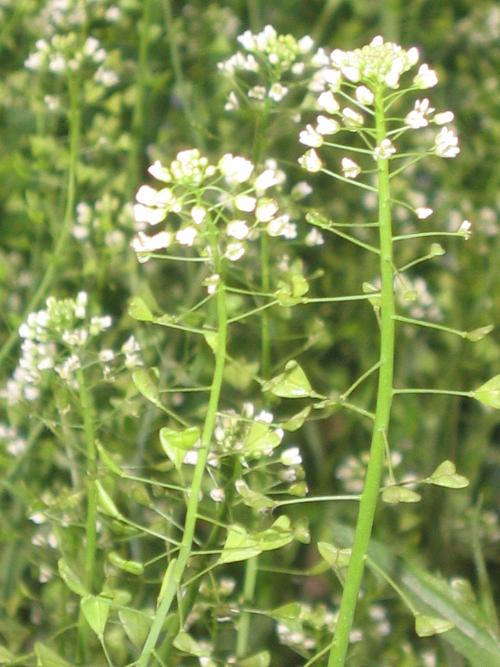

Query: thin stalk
[236,556,258,658]
[328,85,396,666]
[0,71,80,368]
[76,368,98,661]
[136,255,228,667]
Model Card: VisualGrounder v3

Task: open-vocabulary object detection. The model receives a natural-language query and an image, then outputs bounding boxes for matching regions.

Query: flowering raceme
[131,150,296,264]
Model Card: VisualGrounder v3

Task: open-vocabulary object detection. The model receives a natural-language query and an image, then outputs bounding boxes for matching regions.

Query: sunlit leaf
[96,441,124,477]
[239,651,271,667]
[381,486,422,504]
[80,595,111,638]
[465,324,494,342]
[108,551,144,575]
[243,422,282,459]
[118,608,153,649]
[128,296,153,322]
[281,406,311,431]
[474,375,500,409]
[415,612,454,637]
[132,367,162,410]
[318,541,352,569]
[269,602,301,622]
[57,558,87,597]
[426,460,469,489]
[262,360,317,398]
[159,426,200,471]
[173,631,207,657]
[256,516,293,551]
[96,481,123,520]
[235,479,277,511]
[217,525,262,565]
[35,643,71,667]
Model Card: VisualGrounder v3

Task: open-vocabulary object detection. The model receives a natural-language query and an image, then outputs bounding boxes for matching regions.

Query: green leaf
[57,558,87,597]
[474,375,500,409]
[132,368,163,410]
[318,541,352,569]
[239,651,271,667]
[426,460,469,488]
[128,296,154,322]
[217,525,262,565]
[465,324,494,342]
[173,631,207,657]
[108,551,144,575]
[0,645,15,661]
[80,595,111,638]
[243,422,282,459]
[118,608,153,649]
[203,330,219,353]
[262,360,317,399]
[96,481,123,520]
[35,643,71,667]
[275,274,309,307]
[281,406,311,431]
[415,613,454,637]
[157,558,178,607]
[159,426,200,471]
[269,602,301,622]
[381,486,422,504]
[96,441,124,477]
[235,479,278,511]
[256,516,293,551]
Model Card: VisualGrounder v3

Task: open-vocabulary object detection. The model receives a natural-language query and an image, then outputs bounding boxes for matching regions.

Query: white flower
[434,127,460,158]
[225,242,246,261]
[433,111,454,125]
[133,203,166,226]
[305,228,324,246]
[218,154,254,184]
[317,90,340,114]
[248,85,266,100]
[316,115,340,135]
[256,199,279,222]
[291,181,312,200]
[374,139,396,160]
[234,194,256,212]
[99,349,115,363]
[224,91,239,111]
[298,149,323,173]
[210,488,225,503]
[405,98,435,129]
[176,226,198,246]
[269,83,288,102]
[204,274,220,295]
[298,35,314,53]
[342,107,364,127]
[299,124,324,148]
[459,219,472,239]
[255,168,283,192]
[227,220,250,240]
[255,409,273,423]
[237,30,256,50]
[191,205,207,225]
[341,157,361,179]
[131,231,172,259]
[148,160,171,182]
[136,185,159,206]
[75,292,88,318]
[415,207,433,219]
[413,63,438,89]
[355,85,374,106]
[280,447,302,466]
[266,214,291,237]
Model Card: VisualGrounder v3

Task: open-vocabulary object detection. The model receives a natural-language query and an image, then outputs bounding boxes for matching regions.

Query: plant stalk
[328,84,396,666]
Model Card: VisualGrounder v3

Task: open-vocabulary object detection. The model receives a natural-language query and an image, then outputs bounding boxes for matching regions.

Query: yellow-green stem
[328,84,395,666]
[136,245,228,667]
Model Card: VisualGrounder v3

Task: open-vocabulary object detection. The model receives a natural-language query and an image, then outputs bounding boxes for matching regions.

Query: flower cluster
[131,150,295,265]
[2,293,140,404]
[25,34,109,78]
[298,35,460,190]
[218,25,316,109]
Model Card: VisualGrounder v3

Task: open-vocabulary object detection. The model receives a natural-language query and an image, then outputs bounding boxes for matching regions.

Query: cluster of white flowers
[2,293,138,405]
[276,602,337,653]
[73,196,125,248]
[298,35,460,186]
[131,150,296,265]
[0,423,27,456]
[218,25,316,109]
[25,34,106,74]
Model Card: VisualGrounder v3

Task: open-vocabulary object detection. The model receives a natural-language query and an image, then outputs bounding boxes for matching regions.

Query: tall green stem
[328,85,396,667]
[136,249,228,667]
[76,367,98,660]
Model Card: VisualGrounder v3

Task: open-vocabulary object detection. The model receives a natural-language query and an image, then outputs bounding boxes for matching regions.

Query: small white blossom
[298,35,314,53]
[148,160,171,182]
[415,207,433,219]
[433,111,454,125]
[355,85,374,106]
[299,124,324,148]
[191,205,207,225]
[219,154,254,185]
[234,194,256,212]
[227,220,250,240]
[434,127,460,158]
[131,231,172,260]
[133,203,166,226]
[256,199,279,222]
[405,98,435,128]
[298,149,323,173]
[269,83,288,102]
[267,214,293,237]
[176,226,198,246]
[225,242,246,261]
[341,157,361,179]
[280,447,302,466]
[255,167,284,192]
[136,185,159,206]
[459,219,472,239]
[316,115,340,135]
[204,274,220,295]
[305,228,324,246]
[413,63,438,89]
[224,91,240,111]
[291,181,312,200]
[374,138,396,160]
[210,488,225,503]
[248,85,266,100]
[317,90,340,114]
[342,107,364,127]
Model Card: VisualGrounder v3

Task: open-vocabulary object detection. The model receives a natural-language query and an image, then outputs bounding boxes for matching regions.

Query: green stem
[328,85,396,667]
[0,71,80,369]
[76,367,98,661]
[136,260,228,667]
[236,556,258,658]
